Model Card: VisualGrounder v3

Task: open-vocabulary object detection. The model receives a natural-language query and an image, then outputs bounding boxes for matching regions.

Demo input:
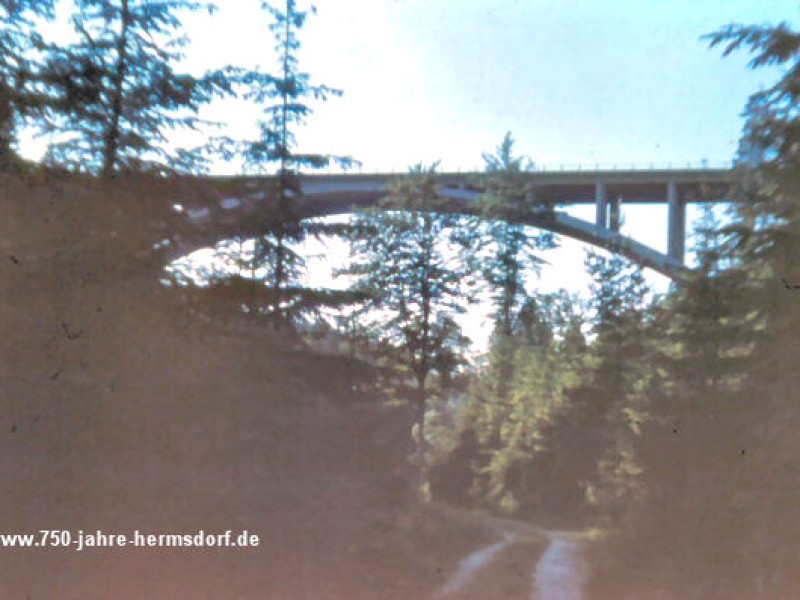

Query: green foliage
[442,134,560,469]
[433,243,655,522]
[705,24,800,159]
[213,1,356,176]
[210,1,357,324]
[39,0,223,176]
[345,165,472,395]
[0,0,56,165]
[588,17,800,598]
[237,1,356,175]
[343,165,474,488]
[441,290,591,516]
[583,248,651,405]
[656,206,746,399]
[572,250,653,520]
[703,19,800,595]
[704,15,800,428]
[471,132,557,338]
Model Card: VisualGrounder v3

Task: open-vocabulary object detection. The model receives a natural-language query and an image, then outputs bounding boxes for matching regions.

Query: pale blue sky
[177,0,800,172]
[28,1,797,174]
[26,1,797,173]
[181,0,797,292]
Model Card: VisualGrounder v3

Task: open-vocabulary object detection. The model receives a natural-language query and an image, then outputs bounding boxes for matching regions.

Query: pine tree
[584,248,650,410]
[590,20,800,597]
[216,0,356,323]
[476,133,556,337]
[344,165,472,490]
[658,205,745,400]
[699,19,800,594]
[453,290,588,516]
[580,248,652,521]
[458,133,557,432]
[39,0,223,175]
[0,0,55,167]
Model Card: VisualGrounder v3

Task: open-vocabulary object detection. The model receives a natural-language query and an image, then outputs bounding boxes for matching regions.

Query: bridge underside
[298,190,686,278]
[168,169,733,280]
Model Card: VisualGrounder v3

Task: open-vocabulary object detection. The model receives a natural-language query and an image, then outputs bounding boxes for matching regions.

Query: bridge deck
[201,168,734,205]
[170,168,736,278]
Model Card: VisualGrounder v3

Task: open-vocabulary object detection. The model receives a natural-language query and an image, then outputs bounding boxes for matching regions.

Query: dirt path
[534,533,586,600]
[436,538,515,598]
[432,504,595,599]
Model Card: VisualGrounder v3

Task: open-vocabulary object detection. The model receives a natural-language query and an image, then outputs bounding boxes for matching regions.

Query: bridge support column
[609,196,621,232]
[595,181,607,228]
[525,186,537,205]
[668,180,685,263]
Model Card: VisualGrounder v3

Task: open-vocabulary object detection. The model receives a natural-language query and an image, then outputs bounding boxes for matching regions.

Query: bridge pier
[525,186,537,206]
[595,181,607,228]
[609,196,621,232]
[596,181,622,232]
[668,179,685,263]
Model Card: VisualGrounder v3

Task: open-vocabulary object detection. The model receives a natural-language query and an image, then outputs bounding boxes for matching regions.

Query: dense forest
[4,1,800,597]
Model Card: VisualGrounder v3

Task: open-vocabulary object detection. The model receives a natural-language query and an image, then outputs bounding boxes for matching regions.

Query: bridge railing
[527,159,735,172]
[204,160,738,177]
[334,159,737,175]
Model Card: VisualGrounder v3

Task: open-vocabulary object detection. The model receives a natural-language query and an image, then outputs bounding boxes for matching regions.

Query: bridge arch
[168,168,733,279]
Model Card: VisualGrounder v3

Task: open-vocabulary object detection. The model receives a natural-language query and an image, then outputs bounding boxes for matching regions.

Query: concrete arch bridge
[170,167,734,279]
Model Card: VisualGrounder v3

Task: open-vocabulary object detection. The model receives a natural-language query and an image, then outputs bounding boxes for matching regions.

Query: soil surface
[1,172,500,599]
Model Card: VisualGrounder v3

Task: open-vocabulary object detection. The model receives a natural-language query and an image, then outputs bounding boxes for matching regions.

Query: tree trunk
[271,0,293,318]
[0,79,14,169]
[415,379,427,494]
[273,230,285,319]
[102,0,129,177]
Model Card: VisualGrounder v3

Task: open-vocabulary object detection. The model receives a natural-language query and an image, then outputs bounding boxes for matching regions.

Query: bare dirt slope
[0,173,491,599]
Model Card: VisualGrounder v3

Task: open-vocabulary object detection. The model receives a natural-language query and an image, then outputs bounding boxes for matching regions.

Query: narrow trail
[533,533,585,600]
[435,538,515,599]
[432,504,592,599]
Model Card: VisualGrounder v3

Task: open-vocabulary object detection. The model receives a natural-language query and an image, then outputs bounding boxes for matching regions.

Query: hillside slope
[0,173,491,599]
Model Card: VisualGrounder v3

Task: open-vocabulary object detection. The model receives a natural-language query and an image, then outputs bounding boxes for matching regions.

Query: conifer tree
[580,248,652,521]
[590,21,800,597]
[40,0,222,175]
[462,133,556,423]
[658,206,744,399]
[584,249,650,407]
[476,133,556,338]
[217,0,355,322]
[698,19,800,594]
[344,165,471,490]
[447,290,587,515]
[0,0,55,167]
[481,292,588,514]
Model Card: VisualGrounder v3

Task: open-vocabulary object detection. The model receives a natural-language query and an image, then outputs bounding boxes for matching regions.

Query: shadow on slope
[0,172,492,599]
